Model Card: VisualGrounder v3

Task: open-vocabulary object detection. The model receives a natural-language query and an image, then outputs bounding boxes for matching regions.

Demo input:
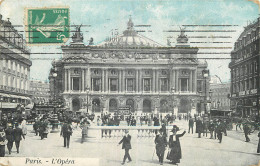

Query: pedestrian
[208,120,214,139]
[5,123,14,154]
[161,124,167,137]
[13,123,25,153]
[216,120,223,143]
[243,122,250,142]
[196,117,203,138]
[60,120,73,148]
[80,119,90,143]
[33,119,39,136]
[223,119,227,136]
[154,128,167,165]
[118,130,132,165]
[21,118,27,135]
[167,126,186,165]
[0,126,6,157]
[203,120,208,137]
[188,118,194,134]
[257,130,260,153]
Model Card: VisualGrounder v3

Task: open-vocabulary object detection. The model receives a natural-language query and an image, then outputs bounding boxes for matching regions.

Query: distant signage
[239,91,245,96]
[118,107,130,115]
[250,89,257,94]
[246,90,250,95]
[231,94,237,97]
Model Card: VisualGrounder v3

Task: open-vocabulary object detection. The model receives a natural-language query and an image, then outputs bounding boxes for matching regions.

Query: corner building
[50,18,209,115]
[229,17,260,118]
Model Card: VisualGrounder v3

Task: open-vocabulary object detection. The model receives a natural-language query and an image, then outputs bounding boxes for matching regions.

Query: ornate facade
[229,17,260,117]
[49,18,209,115]
[0,14,31,113]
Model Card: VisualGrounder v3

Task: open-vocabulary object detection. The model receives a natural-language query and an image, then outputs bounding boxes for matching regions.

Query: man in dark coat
[118,130,132,165]
[243,122,250,142]
[196,118,203,138]
[154,129,167,165]
[257,131,260,153]
[216,120,223,143]
[188,118,194,134]
[13,123,25,153]
[5,123,14,154]
[60,121,73,148]
[208,120,215,139]
[167,126,186,164]
[0,126,6,157]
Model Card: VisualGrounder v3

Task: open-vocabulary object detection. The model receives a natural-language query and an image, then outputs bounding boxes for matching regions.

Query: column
[155,70,159,92]
[64,69,68,92]
[122,69,125,92]
[135,70,138,93]
[105,69,108,92]
[68,69,71,91]
[176,70,179,92]
[82,69,85,91]
[152,69,156,92]
[193,70,196,92]
[189,70,192,92]
[172,70,176,89]
[86,68,91,89]
[139,69,142,92]
[102,69,105,92]
[119,70,122,92]
[169,69,172,90]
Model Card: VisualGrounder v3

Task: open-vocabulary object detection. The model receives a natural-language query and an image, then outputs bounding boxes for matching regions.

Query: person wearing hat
[118,130,132,165]
[13,123,25,153]
[167,126,186,164]
[208,120,215,139]
[154,128,167,165]
[5,123,14,154]
[243,121,250,142]
[196,117,203,138]
[60,120,73,148]
[257,129,260,153]
[0,126,6,157]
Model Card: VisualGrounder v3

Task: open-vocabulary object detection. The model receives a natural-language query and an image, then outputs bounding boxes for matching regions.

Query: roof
[96,18,164,48]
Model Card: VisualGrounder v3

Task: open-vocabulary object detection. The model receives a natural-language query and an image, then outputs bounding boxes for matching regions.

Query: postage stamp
[25,7,70,44]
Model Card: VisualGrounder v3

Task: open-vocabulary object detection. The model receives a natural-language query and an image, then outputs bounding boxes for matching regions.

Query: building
[210,81,230,112]
[0,14,32,115]
[29,80,50,104]
[49,18,209,116]
[229,17,260,117]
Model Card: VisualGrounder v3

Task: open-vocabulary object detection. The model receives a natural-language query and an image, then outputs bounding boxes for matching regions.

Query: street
[3,120,260,166]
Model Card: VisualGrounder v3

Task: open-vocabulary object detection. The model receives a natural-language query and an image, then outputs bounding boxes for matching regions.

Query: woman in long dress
[167,126,186,164]
[21,119,27,135]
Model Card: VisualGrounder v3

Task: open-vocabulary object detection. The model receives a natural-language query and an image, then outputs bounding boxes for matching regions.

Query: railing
[88,126,172,139]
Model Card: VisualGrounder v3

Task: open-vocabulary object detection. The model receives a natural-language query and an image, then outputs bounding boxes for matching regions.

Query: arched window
[126,99,135,113]
[92,99,101,112]
[143,99,151,112]
[109,99,118,112]
[160,100,168,113]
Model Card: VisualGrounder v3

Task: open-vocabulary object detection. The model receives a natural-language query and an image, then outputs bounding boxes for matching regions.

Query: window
[72,77,80,91]
[143,78,151,92]
[110,78,118,91]
[180,78,188,92]
[126,78,135,91]
[255,62,258,73]
[92,78,101,91]
[160,78,168,91]
[197,80,202,92]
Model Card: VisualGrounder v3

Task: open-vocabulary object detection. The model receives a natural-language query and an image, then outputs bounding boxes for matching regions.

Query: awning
[1,102,18,109]
[0,93,10,97]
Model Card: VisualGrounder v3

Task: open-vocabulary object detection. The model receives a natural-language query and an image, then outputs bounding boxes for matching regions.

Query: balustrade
[88,126,172,139]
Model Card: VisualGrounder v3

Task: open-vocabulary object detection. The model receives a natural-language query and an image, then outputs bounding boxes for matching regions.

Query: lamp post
[171,87,175,115]
[0,96,3,121]
[209,89,213,118]
[202,69,209,115]
[85,87,90,113]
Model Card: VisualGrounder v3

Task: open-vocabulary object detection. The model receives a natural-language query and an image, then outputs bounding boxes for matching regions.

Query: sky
[0,0,259,83]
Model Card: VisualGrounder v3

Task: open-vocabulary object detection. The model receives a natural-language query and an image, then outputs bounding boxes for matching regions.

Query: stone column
[102,69,105,92]
[119,70,122,92]
[194,69,197,93]
[122,69,125,92]
[176,70,179,92]
[169,69,172,90]
[173,70,176,90]
[86,68,91,89]
[189,70,192,92]
[153,69,156,92]
[156,70,159,92]
[135,70,138,93]
[105,69,108,92]
[64,69,67,92]
[68,69,71,91]
[139,69,142,92]
[82,69,85,91]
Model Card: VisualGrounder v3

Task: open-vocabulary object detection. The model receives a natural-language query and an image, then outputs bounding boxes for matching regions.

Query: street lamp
[209,89,213,109]
[0,96,3,121]
[171,87,175,115]
[202,69,209,115]
[85,87,90,113]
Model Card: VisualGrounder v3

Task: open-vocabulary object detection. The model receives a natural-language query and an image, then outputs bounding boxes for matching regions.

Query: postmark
[25,7,70,45]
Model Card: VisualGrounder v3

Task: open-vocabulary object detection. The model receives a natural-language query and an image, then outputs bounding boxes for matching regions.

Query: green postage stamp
[25,7,70,44]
